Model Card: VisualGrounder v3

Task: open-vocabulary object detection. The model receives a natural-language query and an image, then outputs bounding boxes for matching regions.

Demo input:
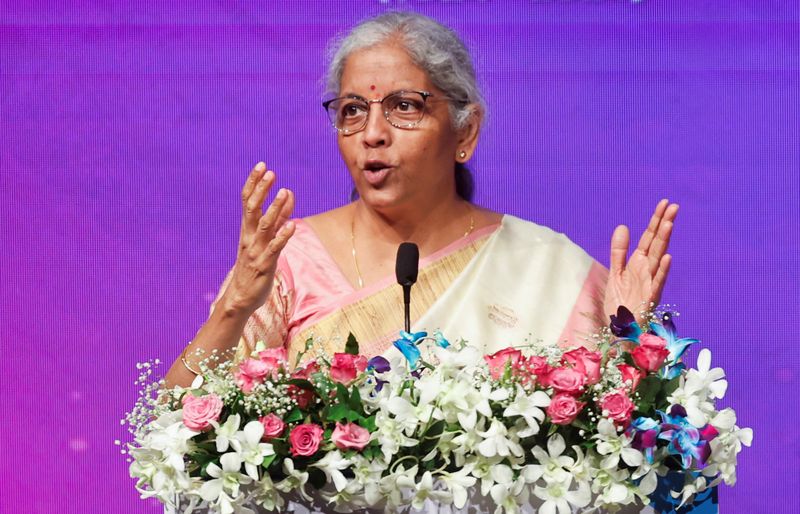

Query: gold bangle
[180,343,202,375]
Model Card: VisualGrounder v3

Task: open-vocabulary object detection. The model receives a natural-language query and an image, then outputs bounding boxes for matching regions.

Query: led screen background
[1,1,797,512]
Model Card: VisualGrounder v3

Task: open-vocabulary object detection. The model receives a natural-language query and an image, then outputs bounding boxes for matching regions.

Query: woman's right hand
[220,162,296,317]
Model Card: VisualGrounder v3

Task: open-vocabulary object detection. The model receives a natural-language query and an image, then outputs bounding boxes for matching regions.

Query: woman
[165,12,676,388]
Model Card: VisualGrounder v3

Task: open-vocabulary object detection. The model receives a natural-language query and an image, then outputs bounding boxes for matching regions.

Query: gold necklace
[350,208,476,289]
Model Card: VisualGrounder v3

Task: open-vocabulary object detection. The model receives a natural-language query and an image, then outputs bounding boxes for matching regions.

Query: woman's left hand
[603,199,679,321]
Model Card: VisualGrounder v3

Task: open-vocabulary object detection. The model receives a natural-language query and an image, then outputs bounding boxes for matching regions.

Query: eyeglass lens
[326,91,427,132]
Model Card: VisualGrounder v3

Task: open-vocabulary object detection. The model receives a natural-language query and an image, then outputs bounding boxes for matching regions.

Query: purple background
[2,1,797,512]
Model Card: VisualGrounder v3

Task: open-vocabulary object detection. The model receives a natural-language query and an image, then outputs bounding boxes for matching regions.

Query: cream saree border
[285,231,494,364]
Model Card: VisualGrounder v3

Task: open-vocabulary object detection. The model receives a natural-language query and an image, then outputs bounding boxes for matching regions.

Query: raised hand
[603,199,679,320]
[222,162,296,316]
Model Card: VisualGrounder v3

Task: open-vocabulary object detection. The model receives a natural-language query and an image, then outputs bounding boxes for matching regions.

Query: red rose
[484,347,523,380]
[288,384,315,409]
[631,345,669,373]
[639,333,667,349]
[523,356,552,385]
[288,423,324,457]
[562,347,602,385]
[258,413,286,440]
[546,366,587,395]
[547,393,586,425]
[600,390,635,426]
[330,353,368,384]
[617,363,644,391]
[292,360,320,380]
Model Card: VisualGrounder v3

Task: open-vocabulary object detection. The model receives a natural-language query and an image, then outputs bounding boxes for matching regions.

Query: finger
[646,205,678,274]
[240,162,267,205]
[609,225,630,275]
[258,220,297,264]
[256,187,290,240]
[274,189,295,228]
[635,199,669,257]
[651,253,672,304]
[241,168,276,240]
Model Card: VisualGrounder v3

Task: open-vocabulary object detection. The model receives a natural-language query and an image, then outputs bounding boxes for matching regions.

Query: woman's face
[336,43,468,213]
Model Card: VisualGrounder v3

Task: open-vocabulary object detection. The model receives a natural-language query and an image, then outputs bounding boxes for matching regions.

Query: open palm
[603,199,679,320]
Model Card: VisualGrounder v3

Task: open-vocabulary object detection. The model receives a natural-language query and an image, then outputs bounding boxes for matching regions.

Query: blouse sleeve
[208,257,295,362]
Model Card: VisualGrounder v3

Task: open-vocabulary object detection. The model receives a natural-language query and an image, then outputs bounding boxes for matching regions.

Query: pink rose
[639,333,667,349]
[631,345,669,373]
[546,366,587,395]
[289,423,324,457]
[258,413,286,440]
[484,348,523,380]
[181,393,223,431]
[331,422,371,451]
[258,346,288,363]
[235,358,271,393]
[617,363,644,391]
[330,353,368,384]
[292,360,321,380]
[562,347,602,385]
[600,390,635,426]
[547,393,586,425]
[523,356,552,385]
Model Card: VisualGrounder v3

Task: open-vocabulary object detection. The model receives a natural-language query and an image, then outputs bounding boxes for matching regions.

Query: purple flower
[367,356,391,373]
[609,305,643,340]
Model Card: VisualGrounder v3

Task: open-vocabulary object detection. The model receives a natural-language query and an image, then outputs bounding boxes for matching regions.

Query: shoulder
[499,215,605,268]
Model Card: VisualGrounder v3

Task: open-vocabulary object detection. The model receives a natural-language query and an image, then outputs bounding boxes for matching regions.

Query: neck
[352,193,470,252]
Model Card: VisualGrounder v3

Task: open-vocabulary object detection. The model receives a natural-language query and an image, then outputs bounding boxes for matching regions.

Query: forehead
[339,43,434,96]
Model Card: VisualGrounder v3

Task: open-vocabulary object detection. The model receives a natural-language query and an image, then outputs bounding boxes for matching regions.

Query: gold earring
[458,150,467,160]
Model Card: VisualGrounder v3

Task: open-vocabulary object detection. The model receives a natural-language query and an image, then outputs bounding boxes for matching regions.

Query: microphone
[395,242,419,333]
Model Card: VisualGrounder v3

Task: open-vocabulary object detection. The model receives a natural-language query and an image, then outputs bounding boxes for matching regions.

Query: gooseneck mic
[395,242,419,333]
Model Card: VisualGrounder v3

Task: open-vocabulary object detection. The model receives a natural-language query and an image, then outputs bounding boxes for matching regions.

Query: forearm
[164,295,252,388]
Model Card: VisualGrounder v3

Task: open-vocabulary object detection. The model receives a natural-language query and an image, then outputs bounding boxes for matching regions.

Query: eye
[340,100,367,118]
[389,96,423,113]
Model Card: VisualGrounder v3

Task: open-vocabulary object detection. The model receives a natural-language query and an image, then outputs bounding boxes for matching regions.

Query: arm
[164,162,296,388]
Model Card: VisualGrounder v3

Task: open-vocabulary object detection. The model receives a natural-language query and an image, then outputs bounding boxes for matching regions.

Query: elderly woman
[165,12,676,388]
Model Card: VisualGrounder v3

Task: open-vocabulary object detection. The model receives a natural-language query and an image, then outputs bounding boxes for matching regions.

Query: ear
[455,103,483,163]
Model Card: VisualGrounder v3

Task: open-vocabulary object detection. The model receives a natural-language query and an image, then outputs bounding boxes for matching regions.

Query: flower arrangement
[123,306,751,514]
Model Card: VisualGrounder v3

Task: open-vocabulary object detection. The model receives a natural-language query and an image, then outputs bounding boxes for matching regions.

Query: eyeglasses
[322,90,435,134]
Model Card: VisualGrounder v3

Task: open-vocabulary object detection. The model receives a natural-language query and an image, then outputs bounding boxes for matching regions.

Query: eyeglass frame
[322,89,441,134]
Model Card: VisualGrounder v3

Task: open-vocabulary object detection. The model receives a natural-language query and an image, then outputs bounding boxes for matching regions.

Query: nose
[361,101,391,148]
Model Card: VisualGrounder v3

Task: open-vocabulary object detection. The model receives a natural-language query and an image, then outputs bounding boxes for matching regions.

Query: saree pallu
[213,215,608,364]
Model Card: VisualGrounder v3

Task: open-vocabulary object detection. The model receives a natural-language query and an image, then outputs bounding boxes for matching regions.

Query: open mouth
[362,160,393,186]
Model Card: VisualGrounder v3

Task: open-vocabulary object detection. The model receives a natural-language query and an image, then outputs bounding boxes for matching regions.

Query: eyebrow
[337,89,412,99]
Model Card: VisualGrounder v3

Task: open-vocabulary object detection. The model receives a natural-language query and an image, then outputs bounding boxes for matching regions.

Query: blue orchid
[656,406,711,469]
[649,312,699,364]
[627,416,661,464]
[433,331,450,348]
[609,305,643,342]
[393,330,427,370]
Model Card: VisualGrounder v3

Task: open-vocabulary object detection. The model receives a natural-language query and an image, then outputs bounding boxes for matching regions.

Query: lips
[362,160,393,187]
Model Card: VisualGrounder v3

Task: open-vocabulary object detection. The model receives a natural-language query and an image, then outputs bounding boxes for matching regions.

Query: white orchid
[229,420,273,480]
[528,434,573,484]
[503,386,550,437]
[274,458,311,502]
[532,474,590,514]
[440,465,477,509]
[310,450,351,492]
[477,419,523,458]
[593,419,643,470]
[199,453,252,506]
[211,414,241,453]
[396,470,452,510]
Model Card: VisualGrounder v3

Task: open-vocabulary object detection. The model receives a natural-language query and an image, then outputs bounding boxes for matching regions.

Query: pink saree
[213,215,608,365]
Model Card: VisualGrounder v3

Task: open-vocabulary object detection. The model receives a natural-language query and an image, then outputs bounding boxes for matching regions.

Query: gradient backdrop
[2,1,798,512]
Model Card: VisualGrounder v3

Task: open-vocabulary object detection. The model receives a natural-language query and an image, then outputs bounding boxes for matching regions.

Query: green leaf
[345,409,360,422]
[424,420,446,438]
[663,375,681,397]
[336,383,350,404]
[328,403,349,421]
[309,468,326,489]
[344,333,360,355]
[637,375,661,404]
[361,415,377,432]
[349,387,362,413]
[285,408,303,423]
[261,454,276,469]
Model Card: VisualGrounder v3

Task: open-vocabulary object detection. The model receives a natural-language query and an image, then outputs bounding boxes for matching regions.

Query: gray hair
[325,11,486,131]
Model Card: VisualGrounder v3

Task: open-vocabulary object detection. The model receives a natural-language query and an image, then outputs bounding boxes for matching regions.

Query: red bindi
[370,84,376,90]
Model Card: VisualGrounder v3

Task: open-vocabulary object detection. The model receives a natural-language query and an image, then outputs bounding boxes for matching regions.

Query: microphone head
[395,242,419,286]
